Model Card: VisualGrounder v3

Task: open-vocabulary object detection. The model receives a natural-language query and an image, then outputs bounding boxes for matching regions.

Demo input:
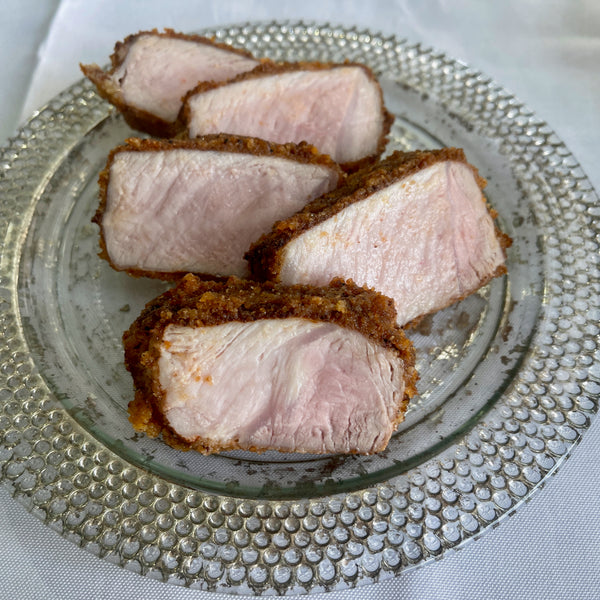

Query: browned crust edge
[245,147,512,284]
[80,28,258,138]
[125,274,418,455]
[94,134,345,280]
[402,258,509,330]
[180,60,394,172]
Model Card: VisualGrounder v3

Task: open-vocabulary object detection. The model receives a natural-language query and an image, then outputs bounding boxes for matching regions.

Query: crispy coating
[125,274,418,454]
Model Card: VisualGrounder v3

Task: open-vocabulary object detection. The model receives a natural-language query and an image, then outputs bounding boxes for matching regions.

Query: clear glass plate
[0,21,598,594]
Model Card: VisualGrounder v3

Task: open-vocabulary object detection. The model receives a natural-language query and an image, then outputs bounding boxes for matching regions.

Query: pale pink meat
[184,65,390,167]
[101,145,341,277]
[273,160,507,325]
[158,319,406,454]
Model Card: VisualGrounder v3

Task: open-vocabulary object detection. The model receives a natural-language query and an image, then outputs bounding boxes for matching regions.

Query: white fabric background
[1,1,599,598]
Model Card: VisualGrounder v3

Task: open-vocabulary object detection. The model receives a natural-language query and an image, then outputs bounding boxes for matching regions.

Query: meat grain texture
[94,135,343,279]
[125,275,418,455]
[80,29,259,137]
[246,148,511,326]
[182,61,393,171]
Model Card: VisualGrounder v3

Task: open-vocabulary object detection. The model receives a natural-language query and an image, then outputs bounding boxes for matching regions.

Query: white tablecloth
[1,1,599,598]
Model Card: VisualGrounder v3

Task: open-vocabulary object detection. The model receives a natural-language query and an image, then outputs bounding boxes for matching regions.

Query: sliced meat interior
[125,275,418,455]
[95,135,343,279]
[182,61,393,171]
[81,29,259,137]
[246,148,511,326]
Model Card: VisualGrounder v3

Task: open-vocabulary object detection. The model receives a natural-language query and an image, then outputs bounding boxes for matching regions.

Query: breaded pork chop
[182,61,393,171]
[81,29,259,137]
[95,135,343,279]
[125,275,417,455]
[246,148,511,326]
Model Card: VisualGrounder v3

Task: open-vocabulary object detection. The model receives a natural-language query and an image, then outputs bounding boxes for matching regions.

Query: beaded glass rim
[0,21,599,595]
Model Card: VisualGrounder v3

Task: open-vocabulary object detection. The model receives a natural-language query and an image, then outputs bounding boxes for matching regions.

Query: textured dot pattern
[0,21,599,595]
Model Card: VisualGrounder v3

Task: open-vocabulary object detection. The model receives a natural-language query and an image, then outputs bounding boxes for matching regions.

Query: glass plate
[1,21,599,594]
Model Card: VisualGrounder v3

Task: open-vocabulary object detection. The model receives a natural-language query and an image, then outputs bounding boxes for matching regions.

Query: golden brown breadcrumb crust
[180,60,394,172]
[245,147,512,286]
[125,274,418,455]
[94,134,344,280]
[80,28,257,137]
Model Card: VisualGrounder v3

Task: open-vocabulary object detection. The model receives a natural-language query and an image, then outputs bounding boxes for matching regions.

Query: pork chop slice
[95,135,343,279]
[81,29,259,137]
[182,61,393,171]
[246,148,511,326]
[125,275,418,455]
